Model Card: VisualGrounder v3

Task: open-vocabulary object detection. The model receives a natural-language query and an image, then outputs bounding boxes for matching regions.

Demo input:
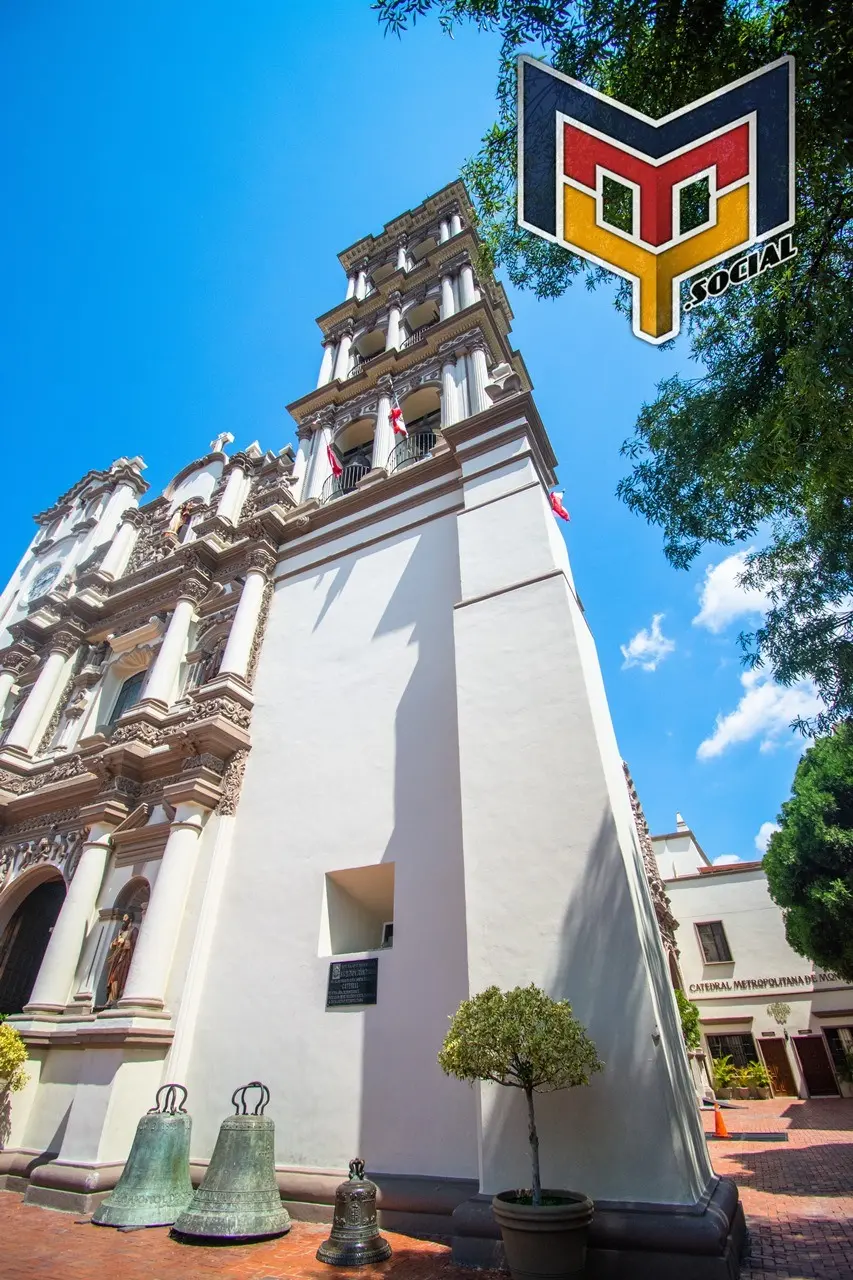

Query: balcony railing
[387,430,438,475]
[320,460,371,504]
[348,349,385,379]
[400,320,438,350]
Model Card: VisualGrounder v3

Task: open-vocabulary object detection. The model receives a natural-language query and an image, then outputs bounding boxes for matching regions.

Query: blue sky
[0,1,811,858]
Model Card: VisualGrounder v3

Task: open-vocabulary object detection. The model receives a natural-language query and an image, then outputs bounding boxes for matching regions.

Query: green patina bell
[316,1159,392,1267]
[92,1084,194,1228]
[172,1081,290,1242]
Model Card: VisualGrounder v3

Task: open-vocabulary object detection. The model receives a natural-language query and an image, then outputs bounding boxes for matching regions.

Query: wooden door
[759,1037,797,1096]
[0,880,66,1015]
[793,1035,840,1097]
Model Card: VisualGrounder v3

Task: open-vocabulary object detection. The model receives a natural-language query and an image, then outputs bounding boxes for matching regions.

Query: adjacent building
[653,815,853,1100]
[0,184,744,1277]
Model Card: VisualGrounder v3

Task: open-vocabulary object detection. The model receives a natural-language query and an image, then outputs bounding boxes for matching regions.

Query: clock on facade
[27,564,61,602]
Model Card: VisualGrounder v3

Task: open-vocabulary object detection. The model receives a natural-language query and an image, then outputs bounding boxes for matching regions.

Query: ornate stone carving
[35,644,89,756]
[176,574,212,606]
[50,628,84,658]
[0,825,90,888]
[186,695,251,729]
[623,762,680,962]
[126,508,174,575]
[247,548,276,577]
[181,753,226,776]
[109,721,163,747]
[18,755,88,793]
[0,644,38,676]
[247,581,273,688]
[217,749,248,815]
[0,770,25,795]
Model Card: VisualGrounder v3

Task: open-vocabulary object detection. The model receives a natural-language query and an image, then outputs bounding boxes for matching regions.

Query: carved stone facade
[623,762,681,969]
[0,826,89,890]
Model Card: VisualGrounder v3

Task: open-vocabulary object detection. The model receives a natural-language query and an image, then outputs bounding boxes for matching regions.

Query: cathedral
[0,183,742,1277]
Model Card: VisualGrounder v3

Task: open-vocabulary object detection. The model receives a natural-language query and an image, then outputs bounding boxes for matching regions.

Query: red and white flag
[389,385,408,438]
[549,489,570,521]
[327,443,343,477]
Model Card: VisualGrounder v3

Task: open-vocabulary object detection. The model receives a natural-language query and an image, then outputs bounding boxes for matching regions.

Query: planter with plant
[711,1055,737,1100]
[0,1020,29,1096]
[745,1060,772,1099]
[733,1067,752,1099]
[439,984,602,1280]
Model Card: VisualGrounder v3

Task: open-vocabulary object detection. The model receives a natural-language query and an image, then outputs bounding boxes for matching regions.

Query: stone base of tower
[451,1180,746,1279]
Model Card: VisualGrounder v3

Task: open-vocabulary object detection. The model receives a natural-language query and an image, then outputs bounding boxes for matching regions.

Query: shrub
[0,1024,29,1093]
[675,990,701,1050]
[438,985,602,1206]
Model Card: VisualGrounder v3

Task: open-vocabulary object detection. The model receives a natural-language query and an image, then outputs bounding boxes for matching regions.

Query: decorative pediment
[0,825,90,891]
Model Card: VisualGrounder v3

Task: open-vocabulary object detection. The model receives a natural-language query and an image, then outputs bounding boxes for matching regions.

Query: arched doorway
[0,878,66,1015]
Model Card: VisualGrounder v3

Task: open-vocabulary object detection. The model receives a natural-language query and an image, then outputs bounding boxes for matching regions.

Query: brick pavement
[0,1097,849,1278]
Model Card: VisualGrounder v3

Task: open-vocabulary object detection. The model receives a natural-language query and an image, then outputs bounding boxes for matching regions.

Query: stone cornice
[336,179,476,271]
[287,302,531,428]
[318,229,512,339]
[34,460,149,525]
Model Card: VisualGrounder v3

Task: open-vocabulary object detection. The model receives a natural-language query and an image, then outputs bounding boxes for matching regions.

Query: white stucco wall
[184,508,478,1179]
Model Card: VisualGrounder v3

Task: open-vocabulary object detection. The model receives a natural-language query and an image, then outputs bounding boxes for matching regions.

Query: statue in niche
[104,913,139,1005]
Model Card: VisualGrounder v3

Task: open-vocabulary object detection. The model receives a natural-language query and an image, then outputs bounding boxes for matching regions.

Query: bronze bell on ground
[92,1084,194,1228]
[172,1081,291,1242]
[317,1159,392,1267]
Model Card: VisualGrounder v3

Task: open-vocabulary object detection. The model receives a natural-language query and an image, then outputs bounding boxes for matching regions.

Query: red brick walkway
[0,1098,850,1278]
[703,1097,853,1278]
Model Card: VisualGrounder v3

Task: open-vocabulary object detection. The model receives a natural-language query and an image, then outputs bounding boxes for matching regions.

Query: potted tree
[733,1067,752,1100]
[745,1060,772,1099]
[0,1019,29,1095]
[438,984,602,1280]
[712,1055,737,1100]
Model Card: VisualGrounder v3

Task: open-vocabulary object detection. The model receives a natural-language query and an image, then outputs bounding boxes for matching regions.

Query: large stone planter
[733,1087,750,1100]
[715,1088,733,1100]
[491,1190,594,1280]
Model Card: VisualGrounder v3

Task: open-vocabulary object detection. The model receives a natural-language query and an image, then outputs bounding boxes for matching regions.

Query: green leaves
[0,1023,29,1093]
[438,983,603,1092]
[675,989,701,1050]
[764,724,853,981]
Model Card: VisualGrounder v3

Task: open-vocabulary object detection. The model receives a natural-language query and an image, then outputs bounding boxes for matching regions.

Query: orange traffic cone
[714,1101,730,1139]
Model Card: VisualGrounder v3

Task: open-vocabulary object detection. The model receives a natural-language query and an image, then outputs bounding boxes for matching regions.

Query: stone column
[216,454,253,525]
[455,353,470,421]
[118,801,211,1011]
[450,212,462,236]
[25,822,115,1013]
[371,382,395,473]
[292,425,313,501]
[345,273,357,300]
[396,237,409,272]
[97,509,141,580]
[316,338,337,388]
[441,274,455,320]
[355,262,368,300]
[468,342,490,415]
[459,262,476,309]
[304,424,334,501]
[141,580,207,708]
[4,631,78,754]
[0,669,15,719]
[333,327,354,381]
[219,550,274,681]
[441,358,459,428]
[439,219,450,243]
[386,294,402,349]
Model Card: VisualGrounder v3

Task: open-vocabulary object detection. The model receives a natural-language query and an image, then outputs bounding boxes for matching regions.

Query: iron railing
[400,320,438,350]
[387,430,438,475]
[320,460,371,504]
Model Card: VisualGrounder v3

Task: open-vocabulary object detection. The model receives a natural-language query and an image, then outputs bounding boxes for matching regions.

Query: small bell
[92,1084,194,1228]
[172,1081,290,1242]
[317,1159,392,1267]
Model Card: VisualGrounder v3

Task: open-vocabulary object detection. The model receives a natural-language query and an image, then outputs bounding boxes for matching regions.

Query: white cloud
[755,821,780,855]
[620,614,675,672]
[712,854,742,866]
[693,551,772,634]
[697,668,821,760]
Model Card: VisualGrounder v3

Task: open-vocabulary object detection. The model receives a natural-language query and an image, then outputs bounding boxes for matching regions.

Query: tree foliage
[764,723,853,981]
[675,988,701,1050]
[376,0,853,733]
[0,1022,29,1093]
[439,985,602,1203]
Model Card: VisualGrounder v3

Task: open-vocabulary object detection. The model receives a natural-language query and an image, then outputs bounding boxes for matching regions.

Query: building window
[706,1033,758,1068]
[824,1027,853,1075]
[321,864,395,956]
[696,920,733,964]
[106,671,146,728]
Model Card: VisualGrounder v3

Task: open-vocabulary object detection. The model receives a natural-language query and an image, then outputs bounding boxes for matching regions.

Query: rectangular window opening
[696,920,733,964]
[322,864,395,957]
[706,1033,758,1068]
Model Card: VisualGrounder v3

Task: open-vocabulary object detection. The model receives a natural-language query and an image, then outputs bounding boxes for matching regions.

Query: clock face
[27,564,61,602]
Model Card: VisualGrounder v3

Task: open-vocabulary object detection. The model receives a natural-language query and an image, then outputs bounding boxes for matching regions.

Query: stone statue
[105,914,139,1005]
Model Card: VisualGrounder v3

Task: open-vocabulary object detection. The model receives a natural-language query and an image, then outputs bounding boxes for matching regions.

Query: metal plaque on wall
[326,958,378,1008]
